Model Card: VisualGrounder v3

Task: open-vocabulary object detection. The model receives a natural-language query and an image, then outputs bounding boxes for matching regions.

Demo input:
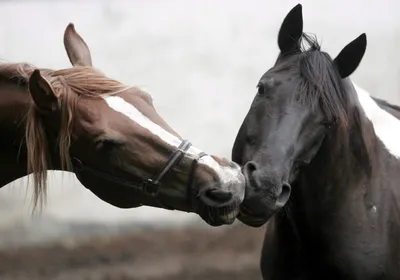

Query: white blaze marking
[102,96,244,195]
[353,82,400,158]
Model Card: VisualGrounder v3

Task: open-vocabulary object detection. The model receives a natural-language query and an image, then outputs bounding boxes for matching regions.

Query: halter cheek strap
[142,140,192,197]
[186,151,208,210]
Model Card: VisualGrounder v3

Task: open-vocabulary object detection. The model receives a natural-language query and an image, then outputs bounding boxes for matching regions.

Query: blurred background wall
[0,0,398,279]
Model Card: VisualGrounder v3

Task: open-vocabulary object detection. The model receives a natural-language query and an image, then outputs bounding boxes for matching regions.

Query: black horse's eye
[95,139,123,152]
[246,136,256,145]
[321,119,336,128]
[257,85,264,95]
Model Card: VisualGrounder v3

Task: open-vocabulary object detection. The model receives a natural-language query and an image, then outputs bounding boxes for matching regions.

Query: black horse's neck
[282,95,377,256]
[272,85,400,279]
[0,76,62,188]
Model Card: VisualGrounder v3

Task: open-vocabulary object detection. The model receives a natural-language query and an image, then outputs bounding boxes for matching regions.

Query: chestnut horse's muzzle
[72,140,207,211]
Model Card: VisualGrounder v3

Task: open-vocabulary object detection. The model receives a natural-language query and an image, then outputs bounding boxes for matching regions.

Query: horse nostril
[243,161,260,188]
[245,161,258,173]
[204,188,233,203]
[275,183,291,208]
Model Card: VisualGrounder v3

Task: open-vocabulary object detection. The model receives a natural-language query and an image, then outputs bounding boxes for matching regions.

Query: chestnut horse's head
[21,23,245,226]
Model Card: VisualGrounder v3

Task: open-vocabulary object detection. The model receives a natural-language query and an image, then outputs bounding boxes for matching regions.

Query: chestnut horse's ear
[63,23,93,67]
[278,4,303,54]
[333,33,367,79]
[29,69,59,113]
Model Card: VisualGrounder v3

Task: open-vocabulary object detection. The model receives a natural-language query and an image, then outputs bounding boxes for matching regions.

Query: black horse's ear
[333,33,367,79]
[278,4,303,53]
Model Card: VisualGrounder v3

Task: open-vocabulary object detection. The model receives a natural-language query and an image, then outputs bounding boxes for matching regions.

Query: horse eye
[95,139,123,152]
[246,136,256,145]
[321,119,336,128]
[257,85,264,95]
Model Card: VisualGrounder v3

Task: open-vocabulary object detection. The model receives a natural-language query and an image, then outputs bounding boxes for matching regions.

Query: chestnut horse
[0,23,245,226]
[233,4,400,279]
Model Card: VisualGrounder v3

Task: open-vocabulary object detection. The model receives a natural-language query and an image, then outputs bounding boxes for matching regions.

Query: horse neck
[287,105,376,233]
[299,80,381,199]
[0,76,61,188]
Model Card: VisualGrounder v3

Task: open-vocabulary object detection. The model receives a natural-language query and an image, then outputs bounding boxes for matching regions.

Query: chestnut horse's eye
[95,138,123,152]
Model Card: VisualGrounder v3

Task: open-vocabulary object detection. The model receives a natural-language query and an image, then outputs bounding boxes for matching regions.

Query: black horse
[233,4,400,280]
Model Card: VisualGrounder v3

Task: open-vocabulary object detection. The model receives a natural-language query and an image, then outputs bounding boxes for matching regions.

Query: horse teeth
[221,208,238,221]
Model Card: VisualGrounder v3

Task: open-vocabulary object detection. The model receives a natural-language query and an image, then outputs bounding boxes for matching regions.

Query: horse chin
[237,205,272,227]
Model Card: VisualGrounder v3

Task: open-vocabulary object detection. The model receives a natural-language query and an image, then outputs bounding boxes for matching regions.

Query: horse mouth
[238,205,269,227]
[217,207,239,224]
[198,203,240,226]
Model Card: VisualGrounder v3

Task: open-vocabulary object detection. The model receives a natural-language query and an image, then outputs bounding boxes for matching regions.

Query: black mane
[275,33,350,128]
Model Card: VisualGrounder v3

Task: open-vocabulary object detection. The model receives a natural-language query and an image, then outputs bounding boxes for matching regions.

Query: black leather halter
[72,140,207,209]
[142,140,193,196]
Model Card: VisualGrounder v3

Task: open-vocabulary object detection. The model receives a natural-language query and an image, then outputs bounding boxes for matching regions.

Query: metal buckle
[142,179,160,197]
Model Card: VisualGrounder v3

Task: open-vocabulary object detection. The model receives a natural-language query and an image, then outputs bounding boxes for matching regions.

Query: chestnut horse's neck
[0,75,62,188]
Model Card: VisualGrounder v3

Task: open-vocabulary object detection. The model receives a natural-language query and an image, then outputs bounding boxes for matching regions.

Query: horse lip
[240,205,253,216]
[237,210,267,227]
[239,205,265,219]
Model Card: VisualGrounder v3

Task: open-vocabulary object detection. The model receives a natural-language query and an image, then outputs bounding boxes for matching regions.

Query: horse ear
[278,4,303,53]
[63,23,93,67]
[29,69,59,113]
[333,33,367,79]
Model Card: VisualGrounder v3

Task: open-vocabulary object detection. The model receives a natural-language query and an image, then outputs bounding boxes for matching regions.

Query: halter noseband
[72,140,207,210]
[142,140,192,196]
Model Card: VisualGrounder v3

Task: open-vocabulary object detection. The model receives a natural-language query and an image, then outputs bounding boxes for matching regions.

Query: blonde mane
[0,62,131,211]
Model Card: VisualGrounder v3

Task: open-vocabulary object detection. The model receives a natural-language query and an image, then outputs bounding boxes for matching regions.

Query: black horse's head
[232,4,367,227]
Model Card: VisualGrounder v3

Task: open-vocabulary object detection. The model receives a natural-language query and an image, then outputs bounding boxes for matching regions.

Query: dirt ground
[0,225,266,280]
